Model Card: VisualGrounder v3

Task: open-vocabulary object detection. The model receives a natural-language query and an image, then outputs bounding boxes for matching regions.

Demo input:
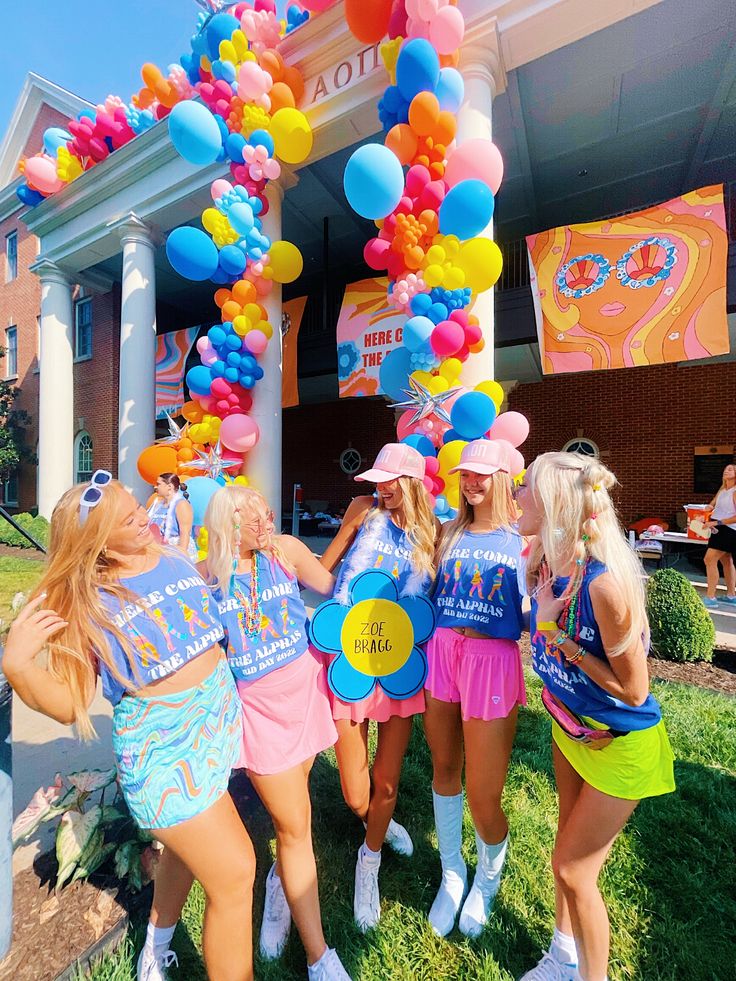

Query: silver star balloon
[182,440,242,480]
[193,0,240,13]
[155,411,189,446]
[392,378,463,426]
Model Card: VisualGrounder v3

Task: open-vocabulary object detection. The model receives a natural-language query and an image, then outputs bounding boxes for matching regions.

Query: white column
[247,182,283,525]
[116,215,157,503]
[30,259,74,519]
[457,38,503,386]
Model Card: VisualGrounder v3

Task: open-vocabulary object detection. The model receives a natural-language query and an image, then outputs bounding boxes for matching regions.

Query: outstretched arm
[175,500,194,553]
[319,496,374,572]
[279,535,336,596]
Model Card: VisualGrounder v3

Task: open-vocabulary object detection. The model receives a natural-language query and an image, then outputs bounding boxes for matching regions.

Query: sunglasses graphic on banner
[78,470,113,526]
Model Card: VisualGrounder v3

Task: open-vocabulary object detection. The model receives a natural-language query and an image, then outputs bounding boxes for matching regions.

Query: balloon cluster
[343,0,529,520]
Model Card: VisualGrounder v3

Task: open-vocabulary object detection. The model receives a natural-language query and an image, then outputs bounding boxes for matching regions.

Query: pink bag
[541,686,615,750]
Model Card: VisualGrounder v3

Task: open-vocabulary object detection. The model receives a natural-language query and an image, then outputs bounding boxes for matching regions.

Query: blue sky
[0,0,291,141]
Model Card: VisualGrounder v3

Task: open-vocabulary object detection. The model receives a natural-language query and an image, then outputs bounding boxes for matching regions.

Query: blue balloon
[186,365,212,397]
[168,101,223,166]
[226,352,241,367]
[205,13,240,61]
[229,201,255,235]
[396,39,440,102]
[435,495,449,515]
[225,334,242,351]
[410,292,433,316]
[166,226,219,281]
[379,347,413,401]
[249,129,275,157]
[219,244,247,277]
[443,428,462,444]
[450,392,498,441]
[225,132,246,163]
[403,316,435,353]
[224,366,239,383]
[210,268,232,284]
[344,143,405,220]
[436,68,464,113]
[402,434,436,457]
[208,326,226,347]
[17,184,45,207]
[43,127,71,156]
[211,360,226,377]
[439,180,495,240]
[427,302,449,325]
[187,476,221,525]
[253,365,264,380]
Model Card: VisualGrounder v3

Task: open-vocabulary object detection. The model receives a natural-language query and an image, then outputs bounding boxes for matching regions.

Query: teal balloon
[439,180,495,240]
[379,347,413,401]
[344,143,405,220]
[186,476,221,526]
[167,226,219,281]
[168,101,223,165]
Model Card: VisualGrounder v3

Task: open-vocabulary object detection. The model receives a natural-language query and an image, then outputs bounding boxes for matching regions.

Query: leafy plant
[0,511,49,549]
[0,344,36,484]
[12,768,158,892]
[646,568,715,663]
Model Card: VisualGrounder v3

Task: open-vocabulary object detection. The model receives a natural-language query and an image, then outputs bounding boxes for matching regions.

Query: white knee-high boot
[458,831,508,938]
[428,790,468,937]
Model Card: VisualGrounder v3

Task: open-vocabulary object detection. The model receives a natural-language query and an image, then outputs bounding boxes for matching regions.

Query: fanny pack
[541,687,624,750]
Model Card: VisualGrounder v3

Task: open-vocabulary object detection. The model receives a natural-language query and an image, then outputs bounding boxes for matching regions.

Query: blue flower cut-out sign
[309,570,435,703]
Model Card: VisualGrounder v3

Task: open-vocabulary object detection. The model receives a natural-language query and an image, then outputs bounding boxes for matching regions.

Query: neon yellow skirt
[551,717,676,800]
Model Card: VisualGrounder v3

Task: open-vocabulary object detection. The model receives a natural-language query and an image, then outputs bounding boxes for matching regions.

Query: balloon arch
[20,0,529,539]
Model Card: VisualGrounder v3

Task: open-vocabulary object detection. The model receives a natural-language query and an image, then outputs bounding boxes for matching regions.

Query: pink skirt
[235,647,337,775]
[321,652,425,724]
[426,626,526,722]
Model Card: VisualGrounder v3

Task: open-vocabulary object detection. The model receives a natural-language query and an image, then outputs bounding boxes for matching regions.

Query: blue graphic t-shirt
[217,554,309,683]
[333,510,431,603]
[98,550,224,705]
[530,560,662,731]
[433,528,524,639]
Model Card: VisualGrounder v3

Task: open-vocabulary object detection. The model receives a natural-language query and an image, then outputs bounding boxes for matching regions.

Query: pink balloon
[489,411,530,448]
[430,320,465,357]
[397,410,420,442]
[201,350,218,366]
[364,238,391,270]
[300,0,338,10]
[422,476,434,494]
[444,139,504,196]
[429,6,464,54]
[425,456,440,476]
[24,155,64,195]
[211,179,232,200]
[405,164,431,198]
[244,329,268,355]
[196,337,212,354]
[508,448,525,477]
[211,378,233,398]
[220,413,260,453]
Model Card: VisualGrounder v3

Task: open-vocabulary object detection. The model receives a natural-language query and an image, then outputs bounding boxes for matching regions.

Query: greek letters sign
[309,44,381,106]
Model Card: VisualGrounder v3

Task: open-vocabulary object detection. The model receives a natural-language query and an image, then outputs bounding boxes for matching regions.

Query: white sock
[550,927,578,965]
[145,921,175,954]
[359,841,382,866]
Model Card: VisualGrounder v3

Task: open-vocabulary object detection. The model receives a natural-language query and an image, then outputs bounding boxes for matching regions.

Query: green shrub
[0,511,49,549]
[646,568,715,662]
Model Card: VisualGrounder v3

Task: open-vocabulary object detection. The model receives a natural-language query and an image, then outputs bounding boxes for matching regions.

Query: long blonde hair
[365,475,436,581]
[204,485,293,593]
[525,452,647,656]
[32,481,161,739]
[436,470,517,568]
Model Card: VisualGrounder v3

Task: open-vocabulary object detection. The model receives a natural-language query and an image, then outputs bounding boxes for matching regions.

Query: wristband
[551,631,569,649]
[537,621,559,633]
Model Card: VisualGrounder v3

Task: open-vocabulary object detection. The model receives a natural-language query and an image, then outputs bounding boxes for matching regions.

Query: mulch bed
[0,544,44,560]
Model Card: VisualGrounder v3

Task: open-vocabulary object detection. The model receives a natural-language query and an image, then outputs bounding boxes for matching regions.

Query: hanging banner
[155,326,199,418]
[282,295,306,409]
[336,277,405,398]
[526,185,729,374]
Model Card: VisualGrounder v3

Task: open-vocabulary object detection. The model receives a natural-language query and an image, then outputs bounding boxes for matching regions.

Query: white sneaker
[259,864,291,959]
[519,951,577,981]
[384,818,414,857]
[353,849,381,932]
[137,946,178,981]
[458,833,508,938]
[308,947,352,980]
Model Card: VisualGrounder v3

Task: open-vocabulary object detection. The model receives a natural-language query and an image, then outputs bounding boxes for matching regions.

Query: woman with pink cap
[424,438,526,939]
[320,442,439,932]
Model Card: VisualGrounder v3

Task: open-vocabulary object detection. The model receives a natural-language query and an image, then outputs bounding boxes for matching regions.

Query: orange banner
[282,296,306,408]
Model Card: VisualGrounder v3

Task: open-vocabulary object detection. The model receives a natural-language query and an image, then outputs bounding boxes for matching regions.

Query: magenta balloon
[430,320,465,357]
[210,377,232,398]
[489,411,529,448]
[444,139,504,195]
[220,413,260,453]
[364,238,391,270]
[300,0,338,10]
[396,409,420,441]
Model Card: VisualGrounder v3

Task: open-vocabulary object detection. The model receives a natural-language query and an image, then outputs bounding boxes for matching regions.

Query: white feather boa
[334,510,428,604]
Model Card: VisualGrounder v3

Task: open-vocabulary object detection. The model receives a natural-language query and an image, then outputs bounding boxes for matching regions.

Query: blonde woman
[200,486,350,981]
[1,472,254,981]
[703,463,736,608]
[320,443,438,932]
[425,440,526,939]
[517,453,675,981]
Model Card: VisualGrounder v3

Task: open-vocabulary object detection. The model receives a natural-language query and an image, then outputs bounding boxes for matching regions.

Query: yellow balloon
[270,108,313,164]
[445,483,460,510]
[258,320,274,339]
[475,379,505,409]
[439,358,463,382]
[268,240,304,284]
[410,370,434,388]
[437,439,467,476]
[202,208,222,234]
[243,303,263,324]
[233,315,251,336]
[425,244,446,265]
[443,265,466,290]
[423,264,444,288]
[457,238,503,293]
[426,375,448,395]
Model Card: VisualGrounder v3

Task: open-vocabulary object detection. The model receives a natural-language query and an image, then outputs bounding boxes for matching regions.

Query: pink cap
[355,443,426,483]
[449,439,511,476]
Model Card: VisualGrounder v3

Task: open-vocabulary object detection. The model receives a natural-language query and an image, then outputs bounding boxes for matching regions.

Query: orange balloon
[232,279,256,305]
[260,49,284,82]
[269,82,296,113]
[282,66,305,105]
[385,124,418,165]
[435,111,456,146]
[409,92,440,137]
[177,447,195,463]
[136,88,156,110]
[214,288,231,309]
[221,300,242,322]
[181,400,204,423]
[419,209,439,237]
[141,63,162,90]
[345,0,392,44]
[440,51,460,69]
[137,445,178,485]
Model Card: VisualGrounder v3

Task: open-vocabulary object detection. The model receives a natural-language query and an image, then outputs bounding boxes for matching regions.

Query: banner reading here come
[336,277,406,398]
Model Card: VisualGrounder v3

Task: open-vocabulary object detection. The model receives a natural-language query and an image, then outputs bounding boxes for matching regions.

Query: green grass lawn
[0,554,44,631]
[78,675,736,981]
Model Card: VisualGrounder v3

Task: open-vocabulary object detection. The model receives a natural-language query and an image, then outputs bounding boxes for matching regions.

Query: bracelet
[565,645,587,665]
[551,631,569,649]
[537,620,559,633]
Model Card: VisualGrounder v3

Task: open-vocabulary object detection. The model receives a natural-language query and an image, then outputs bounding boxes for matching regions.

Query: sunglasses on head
[79,470,113,526]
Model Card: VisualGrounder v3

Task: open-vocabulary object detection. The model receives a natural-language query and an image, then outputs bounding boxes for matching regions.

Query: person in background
[517,453,675,981]
[424,440,526,939]
[320,443,439,933]
[703,463,736,609]
[147,473,196,560]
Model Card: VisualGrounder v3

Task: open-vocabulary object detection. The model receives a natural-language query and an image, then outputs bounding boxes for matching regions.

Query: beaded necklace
[540,556,587,643]
[232,552,262,639]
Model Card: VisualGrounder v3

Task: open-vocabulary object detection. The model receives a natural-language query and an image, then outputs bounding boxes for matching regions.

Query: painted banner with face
[526,185,729,374]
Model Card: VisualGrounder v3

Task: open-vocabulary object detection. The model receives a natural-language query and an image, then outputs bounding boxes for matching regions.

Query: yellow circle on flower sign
[341,599,414,678]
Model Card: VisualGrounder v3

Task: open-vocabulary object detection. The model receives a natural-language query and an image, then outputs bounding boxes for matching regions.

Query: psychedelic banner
[336,277,405,398]
[282,295,306,409]
[155,326,199,418]
[526,185,729,374]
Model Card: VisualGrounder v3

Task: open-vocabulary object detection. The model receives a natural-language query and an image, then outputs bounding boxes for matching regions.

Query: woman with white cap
[424,439,526,939]
[320,443,439,932]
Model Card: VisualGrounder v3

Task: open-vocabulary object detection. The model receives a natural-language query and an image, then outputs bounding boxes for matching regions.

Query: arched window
[563,436,599,458]
[75,431,93,483]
